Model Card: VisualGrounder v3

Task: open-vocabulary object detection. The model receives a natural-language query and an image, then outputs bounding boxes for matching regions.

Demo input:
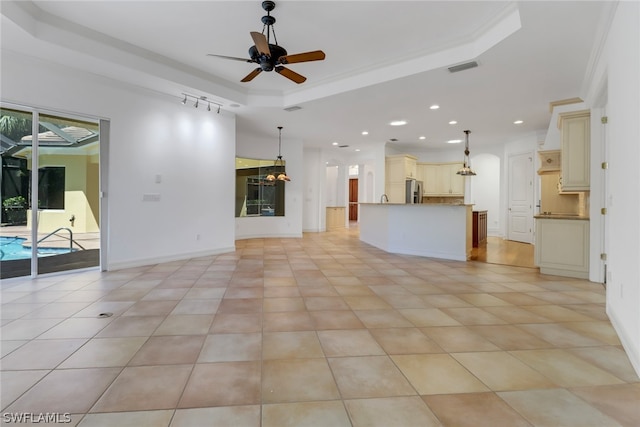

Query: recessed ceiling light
[447,139,462,144]
[419,136,426,140]
[361,131,369,135]
[390,120,407,126]
[355,149,361,152]
[449,120,457,125]
[332,142,339,146]
[430,105,440,110]
[514,120,524,124]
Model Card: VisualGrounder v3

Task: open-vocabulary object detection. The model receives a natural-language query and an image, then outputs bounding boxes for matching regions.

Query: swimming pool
[0,236,77,261]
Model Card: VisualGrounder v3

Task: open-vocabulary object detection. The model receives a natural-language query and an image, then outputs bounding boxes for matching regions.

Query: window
[235,157,285,217]
[34,166,65,209]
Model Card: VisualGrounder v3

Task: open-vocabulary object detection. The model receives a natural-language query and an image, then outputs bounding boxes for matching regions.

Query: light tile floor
[1,229,639,426]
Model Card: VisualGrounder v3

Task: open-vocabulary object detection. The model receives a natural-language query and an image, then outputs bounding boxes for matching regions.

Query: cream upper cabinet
[558,110,590,191]
[423,163,464,196]
[445,163,465,196]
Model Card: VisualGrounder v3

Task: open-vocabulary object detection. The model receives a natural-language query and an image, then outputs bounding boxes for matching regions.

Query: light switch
[155,174,162,184]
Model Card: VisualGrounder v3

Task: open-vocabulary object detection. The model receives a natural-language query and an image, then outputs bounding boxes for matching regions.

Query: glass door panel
[35,113,100,275]
[0,106,101,278]
[1,108,33,278]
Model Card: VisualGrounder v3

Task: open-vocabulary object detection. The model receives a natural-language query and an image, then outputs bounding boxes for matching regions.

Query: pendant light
[456,130,477,176]
[266,126,290,183]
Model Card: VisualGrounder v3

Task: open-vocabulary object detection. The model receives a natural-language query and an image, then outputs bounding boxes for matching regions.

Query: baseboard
[235,233,303,240]
[607,302,640,377]
[107,246,236,271]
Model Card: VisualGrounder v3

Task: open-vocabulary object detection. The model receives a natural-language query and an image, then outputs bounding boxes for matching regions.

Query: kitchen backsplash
[540,173,588,215]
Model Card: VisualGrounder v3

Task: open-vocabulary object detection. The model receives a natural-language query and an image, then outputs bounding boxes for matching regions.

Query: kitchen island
[359,203,472,261]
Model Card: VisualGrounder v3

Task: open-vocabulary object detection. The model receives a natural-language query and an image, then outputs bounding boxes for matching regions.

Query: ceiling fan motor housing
[249,44,287,71]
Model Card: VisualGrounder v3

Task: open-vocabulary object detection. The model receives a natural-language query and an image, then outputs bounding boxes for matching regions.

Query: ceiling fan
[207,1,325,84]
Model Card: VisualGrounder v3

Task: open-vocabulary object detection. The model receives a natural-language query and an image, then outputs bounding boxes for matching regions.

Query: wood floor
[470,236,535,268]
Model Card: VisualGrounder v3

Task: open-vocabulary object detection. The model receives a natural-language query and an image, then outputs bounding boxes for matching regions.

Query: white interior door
[507,152,534,243]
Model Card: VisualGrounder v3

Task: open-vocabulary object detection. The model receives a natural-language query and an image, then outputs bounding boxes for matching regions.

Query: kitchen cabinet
[326,207,346,230]
[558,110,590,191]
[537,150,561,175]
[385,155,417,203]
[422,163,464,196]
[534,217,589,278]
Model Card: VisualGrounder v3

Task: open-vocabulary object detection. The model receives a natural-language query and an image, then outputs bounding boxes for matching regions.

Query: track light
[179,93,223,114]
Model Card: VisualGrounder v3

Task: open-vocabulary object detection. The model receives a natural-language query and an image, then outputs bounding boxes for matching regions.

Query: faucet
[380,194,389,203]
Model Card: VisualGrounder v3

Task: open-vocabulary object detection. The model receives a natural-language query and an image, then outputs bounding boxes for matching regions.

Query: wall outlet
[196,234,201,241]
[142,193,161,202]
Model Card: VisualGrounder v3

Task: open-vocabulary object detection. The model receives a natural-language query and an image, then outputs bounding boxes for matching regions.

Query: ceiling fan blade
[278,50,326,64]
[250,31,271,56]
[207,54,253,63]
[241,68,263,82]
[275,66,306,84]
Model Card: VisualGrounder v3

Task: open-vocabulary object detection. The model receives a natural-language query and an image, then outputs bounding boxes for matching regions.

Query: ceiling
[1,1,608,152]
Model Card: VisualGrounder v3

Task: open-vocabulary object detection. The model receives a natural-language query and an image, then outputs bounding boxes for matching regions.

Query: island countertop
[359,203,472,261]
[360,203,474,206]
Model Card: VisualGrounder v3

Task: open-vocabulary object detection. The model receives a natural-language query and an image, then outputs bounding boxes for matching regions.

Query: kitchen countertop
[359,203,472,206]
[534,214,589,220]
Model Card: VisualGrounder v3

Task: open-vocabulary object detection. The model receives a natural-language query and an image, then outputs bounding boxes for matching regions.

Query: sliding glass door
[1,105,101,278]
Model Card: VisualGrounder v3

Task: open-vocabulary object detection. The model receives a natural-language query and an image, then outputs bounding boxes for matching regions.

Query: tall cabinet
[385,155,417,203]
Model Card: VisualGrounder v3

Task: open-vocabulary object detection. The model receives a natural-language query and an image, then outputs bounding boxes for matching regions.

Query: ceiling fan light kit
[207,1,325,84]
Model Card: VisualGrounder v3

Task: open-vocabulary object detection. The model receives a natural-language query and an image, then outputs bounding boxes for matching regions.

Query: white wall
[1,51,237,270]
[302,147,323,233]
[235,131,304,239]
[469,153,501,235]
[589,1,640,374]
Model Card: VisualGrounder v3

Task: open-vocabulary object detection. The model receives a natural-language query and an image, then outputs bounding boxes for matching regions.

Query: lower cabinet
[472,210,487,247]
[326,207,346,230]
[535,218,589,278]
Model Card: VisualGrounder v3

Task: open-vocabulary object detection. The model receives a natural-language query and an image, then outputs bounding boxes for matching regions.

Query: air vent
[339,144,350,148]
[284,106,302,112]
[448,61,478,73]
[389,138,398,142]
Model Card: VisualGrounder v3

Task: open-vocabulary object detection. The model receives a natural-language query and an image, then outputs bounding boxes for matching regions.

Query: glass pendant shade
[265,126,290,183]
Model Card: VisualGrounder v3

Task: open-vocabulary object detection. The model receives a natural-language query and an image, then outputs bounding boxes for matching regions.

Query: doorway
[1,105,102,278]
[349,178,358,221]
[507,151,534,243]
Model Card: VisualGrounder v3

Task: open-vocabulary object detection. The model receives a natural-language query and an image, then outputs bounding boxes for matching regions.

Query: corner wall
[235,131,304,239]
[592,1,640,374]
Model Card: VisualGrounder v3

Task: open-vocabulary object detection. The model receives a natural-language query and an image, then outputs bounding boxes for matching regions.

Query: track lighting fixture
[180,93,222,114]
